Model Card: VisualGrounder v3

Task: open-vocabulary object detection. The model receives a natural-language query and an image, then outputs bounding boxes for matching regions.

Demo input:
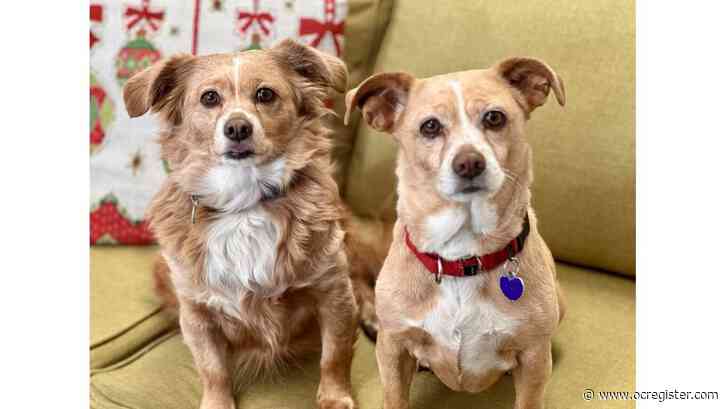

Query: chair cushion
[91,246,176,370]
[91,262,634,409]
[343,0,394,87]
[330,0,395,191]
[343,0,635,276]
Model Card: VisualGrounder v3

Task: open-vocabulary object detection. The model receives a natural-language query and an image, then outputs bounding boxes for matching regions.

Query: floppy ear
[494,57,565,113]
[344,72,415,133]
[272,39,348,93]
[123,54,195,124]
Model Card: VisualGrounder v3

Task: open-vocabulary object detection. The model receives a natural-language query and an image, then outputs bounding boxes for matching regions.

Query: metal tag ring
[504,256,521,277]
[435,258,443,284]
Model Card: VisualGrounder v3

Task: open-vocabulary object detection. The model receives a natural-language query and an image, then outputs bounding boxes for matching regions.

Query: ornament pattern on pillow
[90,0,348,245]
[116,0,165,86]
[91,194,155,244]
[90,4,104,49]
[90,72,115,154]
[236,0,276,50]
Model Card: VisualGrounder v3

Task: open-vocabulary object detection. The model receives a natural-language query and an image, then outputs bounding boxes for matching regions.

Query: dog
[344,57,567,409]
[123,39,358,409]
[343,210,394,341]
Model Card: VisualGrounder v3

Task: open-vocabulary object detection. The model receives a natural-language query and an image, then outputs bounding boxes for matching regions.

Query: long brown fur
[125,40,358,409]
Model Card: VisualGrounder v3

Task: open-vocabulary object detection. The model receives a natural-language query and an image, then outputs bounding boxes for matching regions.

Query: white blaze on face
[212,57,265,159]
[437,80,505,201]
[232,55,242,102]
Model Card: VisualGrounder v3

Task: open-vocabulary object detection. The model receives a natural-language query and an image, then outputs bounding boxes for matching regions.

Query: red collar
[404,213,530,281]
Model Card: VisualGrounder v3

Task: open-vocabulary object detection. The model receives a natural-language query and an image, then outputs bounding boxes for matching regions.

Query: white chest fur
[163,206,280,320]
[205,206,280,302]
[420,196,498,260]
[406,274,518,375]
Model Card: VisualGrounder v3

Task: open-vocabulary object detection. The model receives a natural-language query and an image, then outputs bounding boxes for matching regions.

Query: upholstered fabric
[91,246,176,370]
[90,247,634,409]
[90,247,634,408]
[342,0,393,87]
[331,0,394,190]
[343,0,635,276]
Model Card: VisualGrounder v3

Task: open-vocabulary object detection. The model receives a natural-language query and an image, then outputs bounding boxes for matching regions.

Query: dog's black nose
[452,146,486,179]
[224,118,253,142]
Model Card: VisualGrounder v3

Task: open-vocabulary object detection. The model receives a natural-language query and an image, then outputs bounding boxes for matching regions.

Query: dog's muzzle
[222,116,255,160]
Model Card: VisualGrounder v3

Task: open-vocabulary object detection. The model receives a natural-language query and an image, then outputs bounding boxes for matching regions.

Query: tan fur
[152,253,178,310]
[343,210,394,340]
[124,40,357,409]
[346,57,567,409]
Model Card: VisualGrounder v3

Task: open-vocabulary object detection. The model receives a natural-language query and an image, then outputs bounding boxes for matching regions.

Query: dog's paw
[360,317,379,342]
[318,396,355,409]
[359,303,379,342]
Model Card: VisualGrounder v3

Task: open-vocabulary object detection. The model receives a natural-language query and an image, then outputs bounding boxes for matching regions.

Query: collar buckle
[463,257,484,276]
[404,212,530,283]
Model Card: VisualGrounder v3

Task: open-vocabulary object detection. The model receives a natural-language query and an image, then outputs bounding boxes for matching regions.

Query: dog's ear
[272,39,348,93]
[494,57,565,113]
[344,72,415,133]
[123,54,195,124]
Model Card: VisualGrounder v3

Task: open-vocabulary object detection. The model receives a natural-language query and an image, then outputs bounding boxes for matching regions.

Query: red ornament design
[90,4,103,48]
[237,0,275,38]
[90,83,107,147]
[90,73,114,154]
[124,0,165,33]
[299,0,344,55]
[115,31,162,86]
[91,195,154,245]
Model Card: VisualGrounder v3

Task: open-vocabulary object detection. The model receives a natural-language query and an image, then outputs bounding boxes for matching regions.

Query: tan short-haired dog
[345,58,567,409]
[123,40,357,409]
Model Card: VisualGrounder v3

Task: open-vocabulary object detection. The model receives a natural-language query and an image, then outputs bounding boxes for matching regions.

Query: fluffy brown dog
[345,58,567,409]
[123,40,358,409]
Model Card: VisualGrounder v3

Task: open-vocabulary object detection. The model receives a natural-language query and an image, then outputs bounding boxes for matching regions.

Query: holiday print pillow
[90,0,347,245]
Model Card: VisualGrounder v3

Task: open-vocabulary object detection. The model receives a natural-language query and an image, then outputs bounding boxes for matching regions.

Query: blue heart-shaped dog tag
[500,275,525,301]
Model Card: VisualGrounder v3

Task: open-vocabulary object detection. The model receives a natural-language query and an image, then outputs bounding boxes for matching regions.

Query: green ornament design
[90,73,114,154]
[115,33,162,86]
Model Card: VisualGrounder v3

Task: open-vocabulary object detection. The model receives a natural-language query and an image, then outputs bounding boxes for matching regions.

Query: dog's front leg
[376,329,416,409]
[180,301,235,409]
[512,342,553,409]
[314,278,358,409]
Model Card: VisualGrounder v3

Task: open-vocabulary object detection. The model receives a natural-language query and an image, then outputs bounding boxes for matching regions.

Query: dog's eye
[200,90,220,108]
[482,110,507,129]
[420,118,443,138]
[256,87,276,104]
